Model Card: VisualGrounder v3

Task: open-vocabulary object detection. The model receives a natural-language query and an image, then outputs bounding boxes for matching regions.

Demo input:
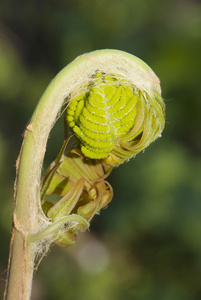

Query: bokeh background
[1,0,201,299]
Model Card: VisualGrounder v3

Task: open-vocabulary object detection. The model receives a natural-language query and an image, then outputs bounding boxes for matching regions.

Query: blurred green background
[1,0,201,299]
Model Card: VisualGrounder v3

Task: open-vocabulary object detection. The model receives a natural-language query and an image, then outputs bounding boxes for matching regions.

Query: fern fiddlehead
[5,49,165,300]
[36,50,165,246]
[66,69,165,166]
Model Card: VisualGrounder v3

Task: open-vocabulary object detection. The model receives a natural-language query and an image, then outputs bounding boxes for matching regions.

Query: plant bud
[66,50,165,166]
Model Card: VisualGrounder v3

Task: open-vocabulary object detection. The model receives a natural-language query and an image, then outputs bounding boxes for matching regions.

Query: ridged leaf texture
[66,71,165,165]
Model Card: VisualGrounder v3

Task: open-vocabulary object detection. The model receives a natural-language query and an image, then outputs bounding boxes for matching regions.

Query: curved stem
[4,52,89,300]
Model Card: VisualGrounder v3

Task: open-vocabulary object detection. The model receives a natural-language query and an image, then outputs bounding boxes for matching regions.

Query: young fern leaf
[5,49,165,300]
[40,139,113,246]
[38,51,165,247]
[66,70,165,166]
[35,50,165,247]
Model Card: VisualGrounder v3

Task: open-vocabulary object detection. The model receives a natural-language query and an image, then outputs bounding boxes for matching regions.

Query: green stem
[4,52,86,300]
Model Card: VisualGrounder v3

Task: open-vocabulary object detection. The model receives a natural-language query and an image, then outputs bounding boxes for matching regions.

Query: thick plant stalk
[4,49,165,300]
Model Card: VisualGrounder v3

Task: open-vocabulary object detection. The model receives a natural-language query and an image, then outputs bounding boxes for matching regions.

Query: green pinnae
[66,71,139,159]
